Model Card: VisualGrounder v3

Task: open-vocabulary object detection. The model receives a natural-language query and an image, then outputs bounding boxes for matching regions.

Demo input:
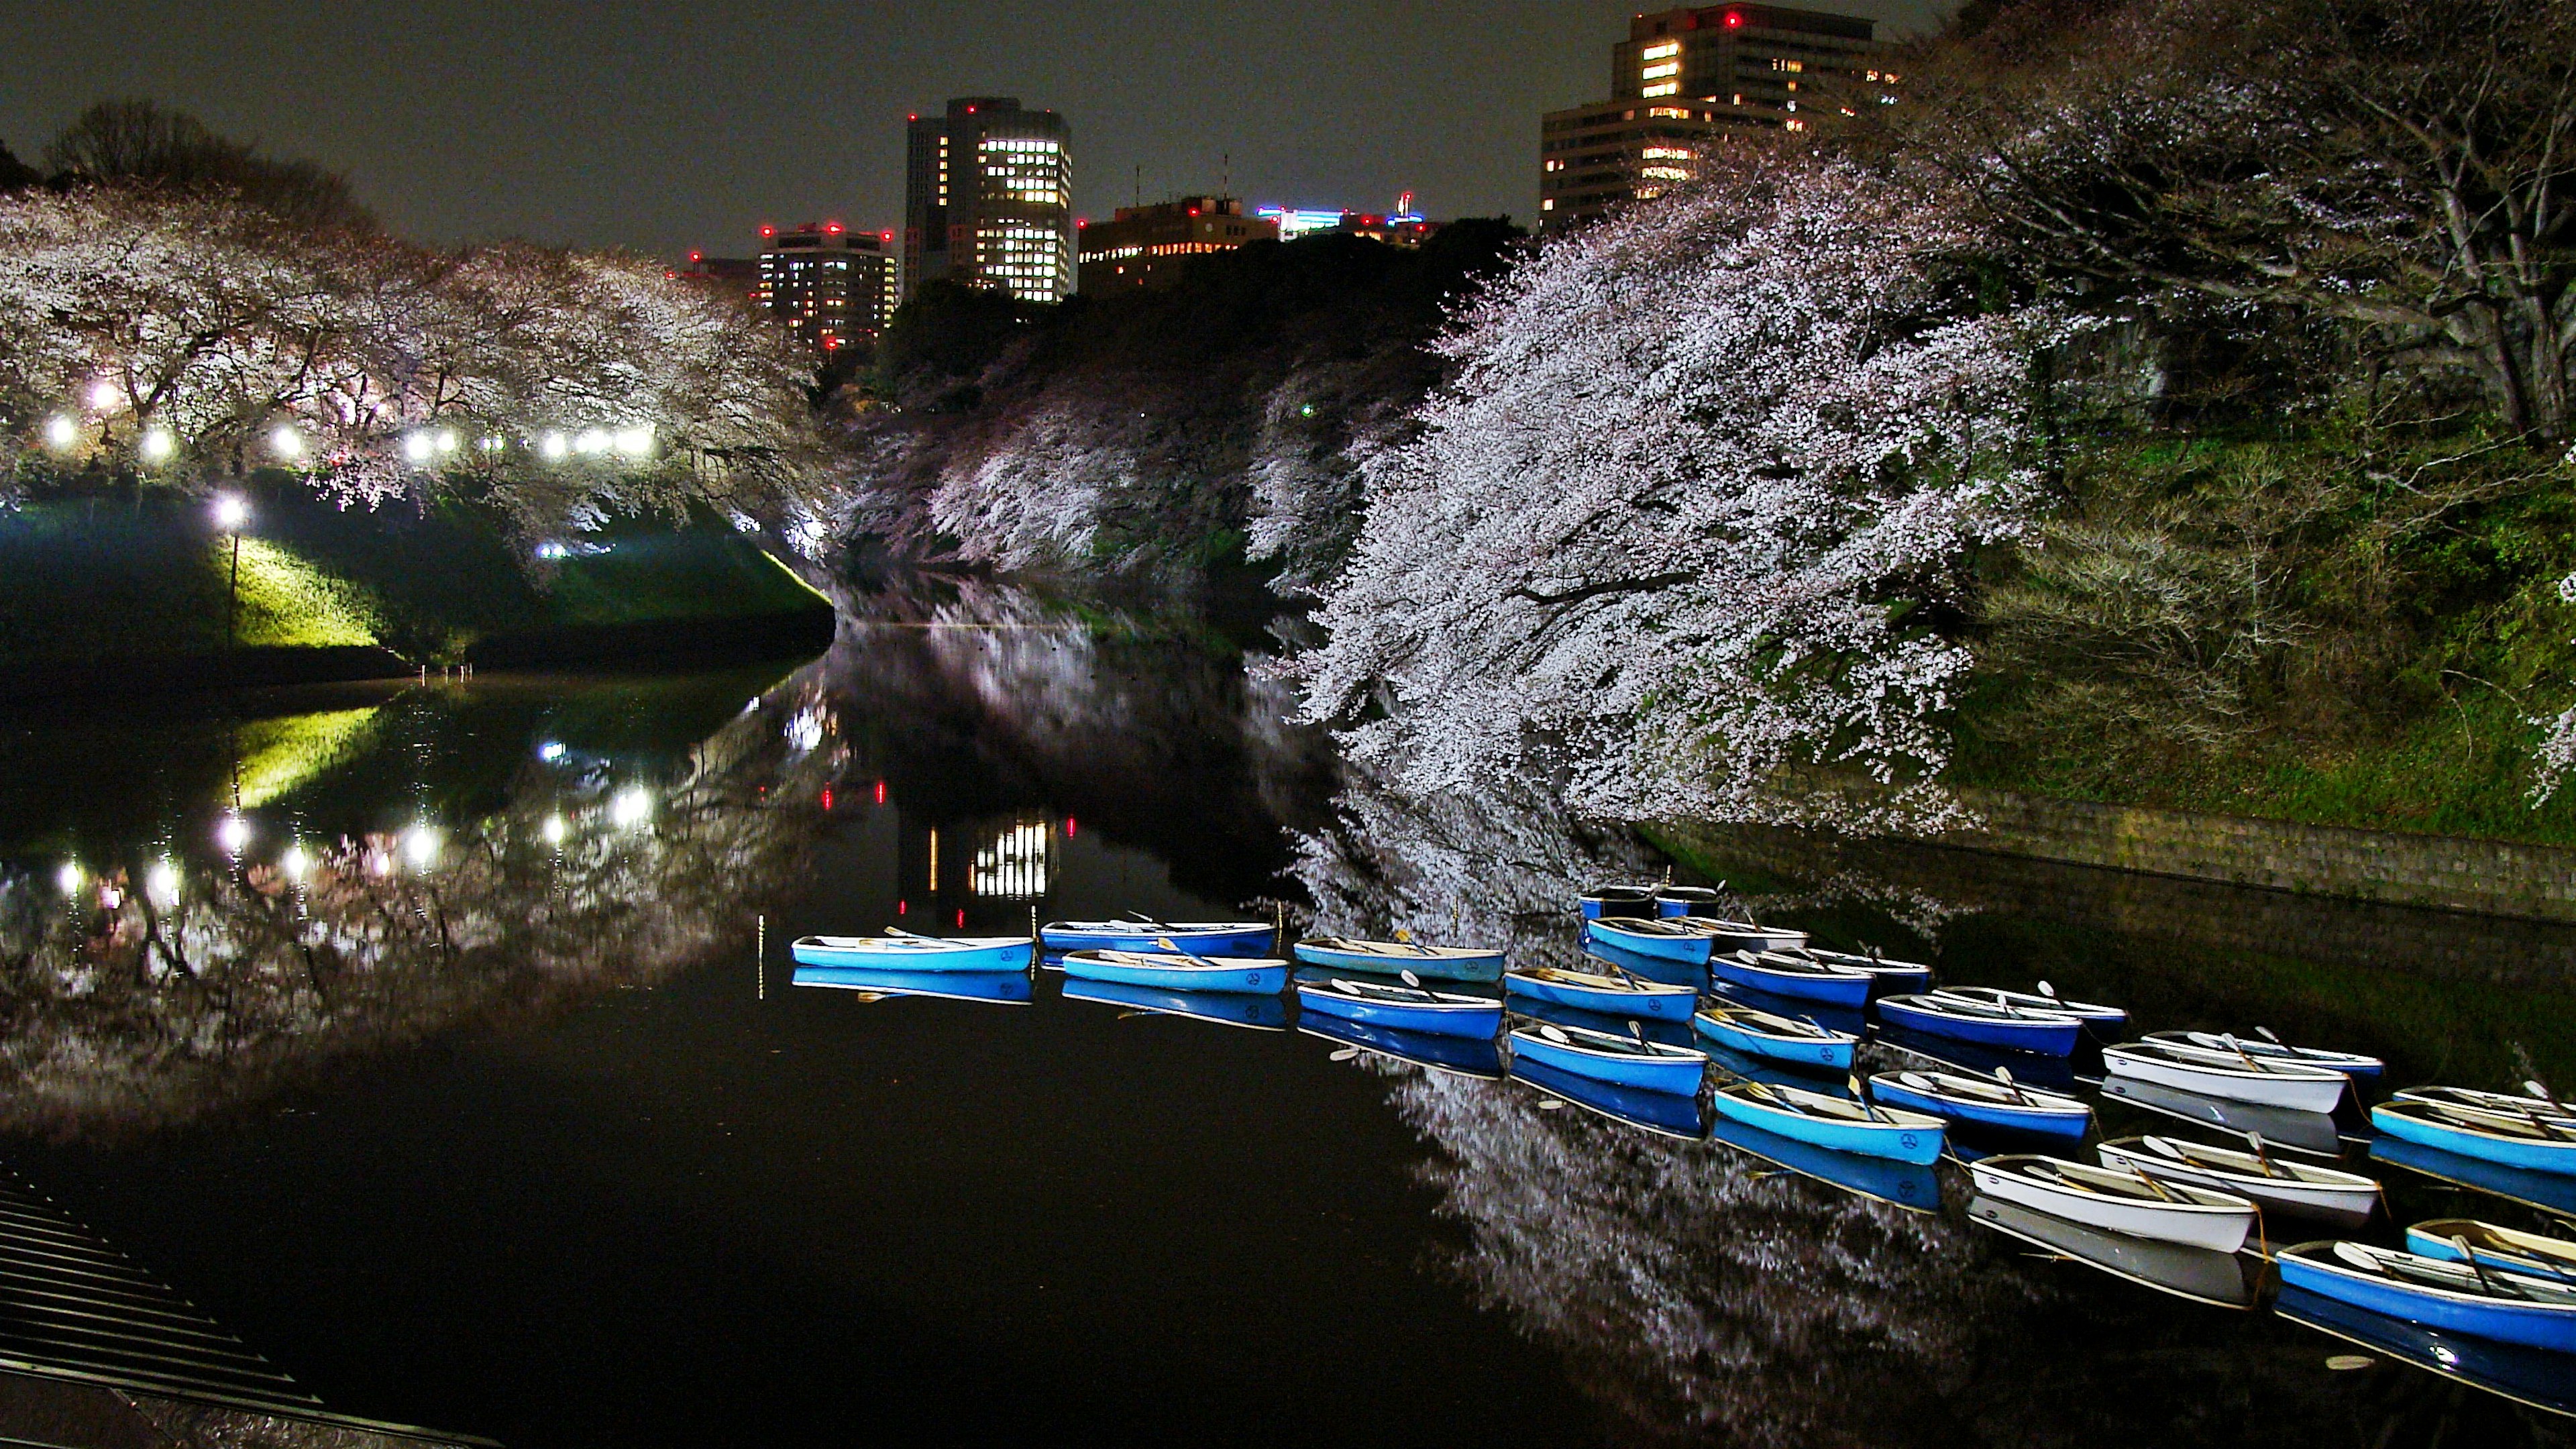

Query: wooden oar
[2117,1161,2180,1202]
[1122,909,1178,932]
[1390,928,1438,957]
[2453,1234,2526,1301]
[2218,1032,2271,1074]
[2523,1079,2576,1139]
[1994,1065,2036,1106]
[1848,1074,1886,1122]
[1152,936,1226,971]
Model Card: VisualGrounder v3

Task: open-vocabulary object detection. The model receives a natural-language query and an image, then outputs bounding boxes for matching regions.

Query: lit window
[1642,61,1680,79]
[1642,82,1678,97]
[1642,40,1679,58]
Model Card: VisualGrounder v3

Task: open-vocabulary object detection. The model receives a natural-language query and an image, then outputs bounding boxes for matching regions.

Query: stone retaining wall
[1933,788,2576,924]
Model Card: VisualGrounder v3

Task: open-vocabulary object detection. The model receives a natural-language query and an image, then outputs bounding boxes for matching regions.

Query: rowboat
[1877,993,2083,1057]
[2276,1240,2576,1353]
[1876,1026,2081,1094]
[1967,1195,2261,1309]
[1299,1012,1503,1079]
[1707,1079,1945,1165]
[2274,1283,2576,1417]
[1707,1110,1941,1212]
[1580,941,1707,989]
[791,934,1032,973]
[2406,1220,2576,1283]
[1799,947,1931,996]
[1866,1069,2093,1142]
[2367,1128,2576,1220]
[790,965,1033,1004]
[2095,1134,2383,1226]
[1503,963,1699,1021]
[1966,1155,2257,1252]
[1038,920,1276,957]
[1576,883,1660,921]
[1583,916,1719,965]
[1291,936,1506,983]
[1513,994,1697,1047]
[2149,1030,2383,1078]
[1693,1001,1857,1071]
[2370,1098,2576,1176]
[2392,1085,2575,1126]
[1688,919,1811,956]
[1061,977,1290,1030]
[2102,1039,2350,1114]
[2097,1073,2344,1157]
[1293,975,1502,1039]
[1511,1056,1707,1140]
[1651,885,1725,918]
[1709,949,1873,1008]
[1935,985,2127,1030]
[1507,1021,1709,1095]
[1059,949,1287,996]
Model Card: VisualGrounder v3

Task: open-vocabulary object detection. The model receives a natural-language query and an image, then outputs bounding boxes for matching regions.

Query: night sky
[0,1,1942,260]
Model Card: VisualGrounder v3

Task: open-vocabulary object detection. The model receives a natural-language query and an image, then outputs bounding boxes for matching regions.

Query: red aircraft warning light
[1723,7,1744,23]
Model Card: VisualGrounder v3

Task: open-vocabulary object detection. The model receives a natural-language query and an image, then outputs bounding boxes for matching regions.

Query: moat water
[0,584,2569,1447]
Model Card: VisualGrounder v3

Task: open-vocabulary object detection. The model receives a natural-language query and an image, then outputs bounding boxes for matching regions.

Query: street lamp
[213,494,250,651]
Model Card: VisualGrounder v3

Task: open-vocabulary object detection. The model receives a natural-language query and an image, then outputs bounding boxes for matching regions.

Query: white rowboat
[2096,1135,2382,1227]
[1968,1154,2258,1253]
[2102,1039,2349,1114]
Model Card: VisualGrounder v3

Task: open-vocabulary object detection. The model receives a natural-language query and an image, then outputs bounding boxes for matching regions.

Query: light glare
[215,814,251,854]
[56,862,83,895]
[213,494,250,531]
[146,859,179,902]
[541,814,568,845]
[539,431,569,460]
[270,425,304,460]
[138,427,176,464]
[280,843,312,881]
[610,787,652,828]
[87,380,119,409]
[402,431,435,464]
[404,825,441,869]
[43,415,79,450]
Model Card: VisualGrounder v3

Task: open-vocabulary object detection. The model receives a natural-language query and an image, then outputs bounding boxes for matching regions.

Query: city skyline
[0,0,1943,257]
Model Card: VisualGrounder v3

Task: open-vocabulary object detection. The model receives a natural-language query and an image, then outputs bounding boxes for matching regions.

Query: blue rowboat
[1692,1001,1857,1072]
[1583,916,1717,965]
[1577,883,1660,921]
[2396,1085,2575,1126]
[790,965,1032,1004]
[1504,963,1698,1021]
[1038,920,1276,957]
[1513,995,1697,1047]
[1062,977,1290,1030]
[2368,1126,2576,1220]
[1300,1011,1504,1079]
[792,933,1032,973]
[1059,949,1287,996]
[1708,1078,1945,1165]
[1294,974,1503,1039]
[1867,1069,2093,1143]
[2274,1283,2576,1417]
[1801,947,1931,997]
[1291,936,1505,983]
[1581,941,1705,989]
[1512,1056,1707,1139]
[1877,994,2082,1057]
[1712,980,1870,1040]
[2405,1220,2576,1284]
[2277,1240,2576,1354]
[1652,885,1725,918]
[2372,1099,2576,1177]
[1937,985,2127,1032]
[2151,1029,2380,1077]
[1507,1021,1709,1096]
[1709,949,1872,1008]
[1707,1108,1942,1212]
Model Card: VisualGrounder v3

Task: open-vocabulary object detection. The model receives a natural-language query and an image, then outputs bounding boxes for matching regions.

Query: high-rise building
[756,223,899,354]
[1252,195,1441,247]
[904,97,1074,303]
[1539,5,1897,232]
[1075,196,1277,292]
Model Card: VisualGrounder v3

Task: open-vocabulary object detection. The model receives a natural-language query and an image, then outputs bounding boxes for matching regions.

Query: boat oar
[1849,1074,1885,1122]
[1994,1065,2035,1106]
[2219,1032,2269,1073]
[2243,1130,2282,1179]
[1122,909,1178,932]
[2118,1161,2180,1202]
[2452,1234,2526,1301]
[1152,936,1224,971]
[2523,1079,2576,1138]
[1391,928,1438,957]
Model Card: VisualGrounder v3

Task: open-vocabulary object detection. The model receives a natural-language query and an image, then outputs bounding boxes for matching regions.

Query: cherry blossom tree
[2538,571,2576,801]
[1295,153,2063,832]
[0,185,831,541]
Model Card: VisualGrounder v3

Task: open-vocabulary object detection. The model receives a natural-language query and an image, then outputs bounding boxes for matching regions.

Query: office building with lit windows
[1075,196,1276,292]
[904,97,1074,303]
[755,223,898,355]
[1538,5,1896,232]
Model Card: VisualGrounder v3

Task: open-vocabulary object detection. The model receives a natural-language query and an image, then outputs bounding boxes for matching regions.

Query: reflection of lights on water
[2428,1344,2458,1366]
[541,814,568,846]
[610,788,651,828]
[146,860,180,903]
[215,814,251,854]
[56,862,83,895]
[404,826,441,869]
[784,707,826,753]
[280,843,312,881]
[539,741,567,762]
[971,820,1052,899]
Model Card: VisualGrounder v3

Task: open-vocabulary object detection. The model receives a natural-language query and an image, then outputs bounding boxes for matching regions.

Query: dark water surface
[0,588,2571,1447]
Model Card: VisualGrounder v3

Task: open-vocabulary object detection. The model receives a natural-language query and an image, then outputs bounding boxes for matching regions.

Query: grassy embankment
[1950,427,2576,847]
[0,484,832,690]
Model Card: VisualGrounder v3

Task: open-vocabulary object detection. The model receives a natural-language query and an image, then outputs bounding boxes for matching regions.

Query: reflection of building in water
[895,814,1065,925]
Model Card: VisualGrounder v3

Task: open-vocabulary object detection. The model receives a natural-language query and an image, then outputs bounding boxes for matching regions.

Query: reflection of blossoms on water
[1291,766,1658,967]
[0,688,842,1139]
[1383,1051,2027,1445]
